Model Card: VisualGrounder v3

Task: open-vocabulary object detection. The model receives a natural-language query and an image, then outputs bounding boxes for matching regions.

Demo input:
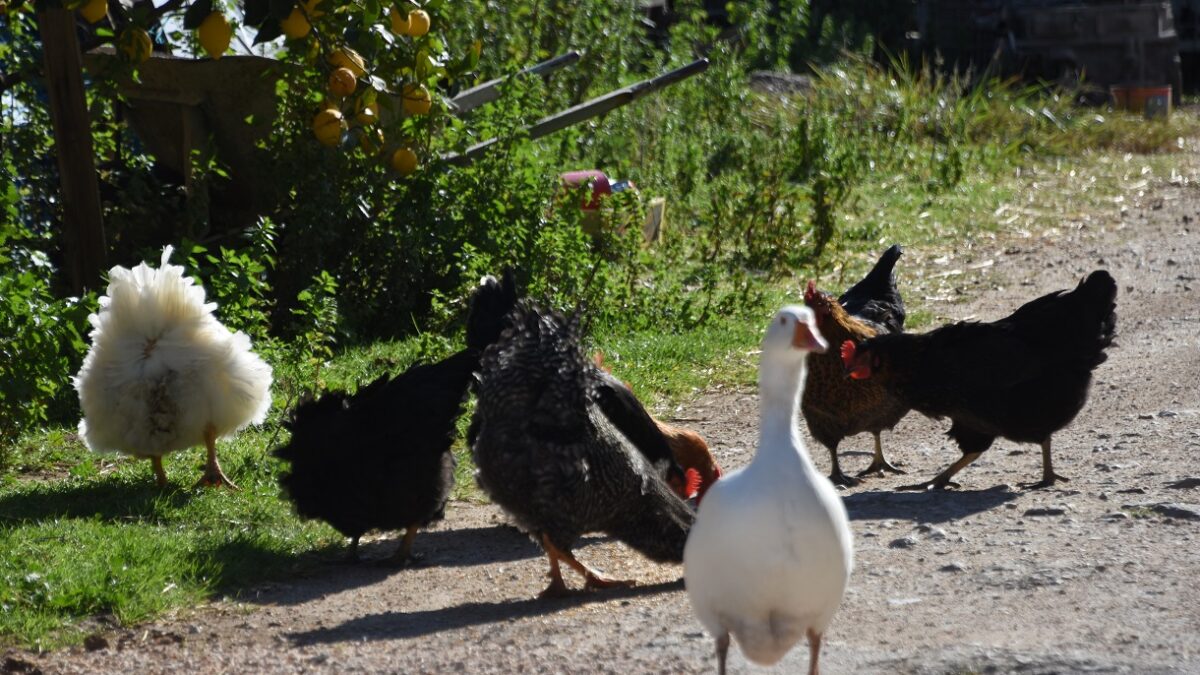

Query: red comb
[684,468,702,499]
[804,280,816,303]
[840,340,857,367]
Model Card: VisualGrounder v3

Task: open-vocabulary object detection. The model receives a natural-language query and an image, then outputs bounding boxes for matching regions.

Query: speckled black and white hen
[472,304,695,597]
[273,272,518,563]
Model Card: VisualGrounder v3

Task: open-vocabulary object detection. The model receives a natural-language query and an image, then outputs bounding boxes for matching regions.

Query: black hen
[273,272,518,562]
[842,270,1117,490]
[838,243,905,335]
[472,304,695,597]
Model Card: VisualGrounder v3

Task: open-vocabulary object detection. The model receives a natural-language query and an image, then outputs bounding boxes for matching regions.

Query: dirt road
[10,169,1200,674]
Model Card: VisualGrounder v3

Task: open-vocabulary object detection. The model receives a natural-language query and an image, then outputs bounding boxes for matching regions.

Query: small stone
[888,536,918,549]
[1024,507,1066,517]
[1151,503,1200,521]
[1158,410,1179,418]
[83,634,108,652]
[1137,413,1155,420]
[938,562,966,573]
[1166,477,1200,490]
[1117,487,1147,495]
[1102,512,1130,521]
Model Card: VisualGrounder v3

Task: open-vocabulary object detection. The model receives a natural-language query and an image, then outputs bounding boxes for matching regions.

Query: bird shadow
[286,579,685,646]
[0,478,193,525]
[843,485,1018,524]
[235,524,543,607]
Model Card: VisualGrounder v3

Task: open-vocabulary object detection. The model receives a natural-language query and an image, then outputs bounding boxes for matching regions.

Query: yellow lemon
[328,47,366,78]
[390,147,418,175]
[328,67,357,97]
[79,0,107,24]
[118,27,152,64]
[312,108,346,147]
[406,9,430,37]
[401,83,431,115]
[197,12,232,59]
[280,8,310,39]
[388,6,409,35]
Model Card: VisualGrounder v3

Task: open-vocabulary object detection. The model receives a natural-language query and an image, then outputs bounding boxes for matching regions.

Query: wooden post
[38,8,107,293]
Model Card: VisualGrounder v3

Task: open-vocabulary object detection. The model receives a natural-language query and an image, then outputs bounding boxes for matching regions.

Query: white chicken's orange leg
[807,629,822,675]
[150,456,168,487]
[196,424,238,490]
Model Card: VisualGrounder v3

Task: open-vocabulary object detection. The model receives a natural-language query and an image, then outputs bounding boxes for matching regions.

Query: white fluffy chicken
[684,306,853,675]
[74,246,273,489]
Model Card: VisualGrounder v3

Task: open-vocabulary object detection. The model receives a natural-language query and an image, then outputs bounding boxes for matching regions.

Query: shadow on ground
[843,484,1018,523]
[235,525,542,607]
[0,477,193,525]
[286,579,685,645]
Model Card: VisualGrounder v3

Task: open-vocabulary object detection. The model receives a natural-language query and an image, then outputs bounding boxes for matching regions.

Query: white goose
[684,305,853,675]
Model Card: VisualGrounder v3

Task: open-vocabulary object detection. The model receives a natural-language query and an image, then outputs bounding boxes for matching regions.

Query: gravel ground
[7,169,1200,674]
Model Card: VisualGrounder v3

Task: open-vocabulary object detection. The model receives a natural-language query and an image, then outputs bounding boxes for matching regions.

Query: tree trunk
[38,9,107,293]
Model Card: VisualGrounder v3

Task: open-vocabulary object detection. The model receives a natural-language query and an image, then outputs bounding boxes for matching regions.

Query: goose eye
[779,316,787,326]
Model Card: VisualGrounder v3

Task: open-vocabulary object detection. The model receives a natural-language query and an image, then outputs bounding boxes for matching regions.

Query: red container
[1110,85,1172,119]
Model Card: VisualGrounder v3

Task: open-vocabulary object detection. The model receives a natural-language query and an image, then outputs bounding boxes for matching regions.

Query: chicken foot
[388,527,423,566]
[826,447,861,488]
[896,451,982,491]
[150,455,168,487]
[538,534,634,598]
[196,424,239,490]
[856,432,906,477]
[1022,439,1069,490]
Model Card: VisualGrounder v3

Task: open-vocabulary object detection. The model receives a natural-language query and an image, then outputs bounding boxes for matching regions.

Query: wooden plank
[38,9,107,293]
[443,58,709,166]
[449,51,581,114]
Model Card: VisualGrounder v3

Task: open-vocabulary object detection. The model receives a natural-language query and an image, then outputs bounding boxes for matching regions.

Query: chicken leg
[389,527,422,566]
[1023,439,1069,490]
[826,447,861,488]
[856,432,906,477]
[538,534,634,598]
[150,455,168,487]
[896,451,982,491]
[196,424,238,490]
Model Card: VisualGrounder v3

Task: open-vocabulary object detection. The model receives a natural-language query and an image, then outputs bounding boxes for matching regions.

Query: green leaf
[242,0,271,27]
[253,19,283,44]
[268,0,295,21]
[182,0,213,29]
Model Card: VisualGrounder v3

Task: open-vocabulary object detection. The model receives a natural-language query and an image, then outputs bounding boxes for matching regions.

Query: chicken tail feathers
[466,268,519,353]
[1076,269,1118,367]
[839,244,906,333]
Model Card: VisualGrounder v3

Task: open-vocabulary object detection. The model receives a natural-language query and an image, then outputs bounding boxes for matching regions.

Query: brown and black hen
[842,270,1117,490]
[802,244,909,486]
[472,304,694,597]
